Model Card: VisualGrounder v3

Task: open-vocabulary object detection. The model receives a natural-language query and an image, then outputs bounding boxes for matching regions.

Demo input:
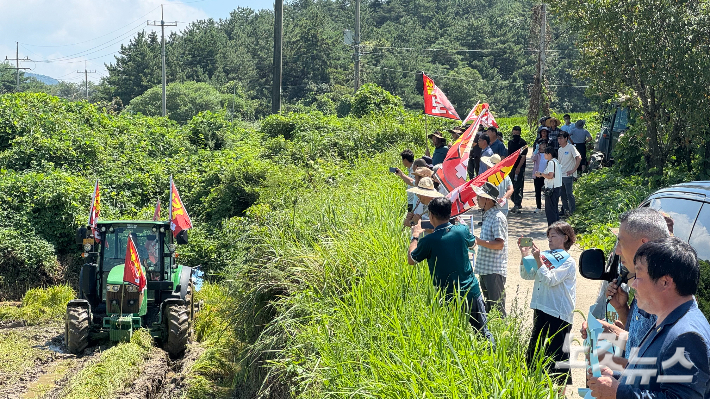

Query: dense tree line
[93,0,590,118]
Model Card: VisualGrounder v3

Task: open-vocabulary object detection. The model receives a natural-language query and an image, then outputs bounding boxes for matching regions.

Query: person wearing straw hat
[480,154,514,216]
[403,176,443,228]
[473,182,509,317]
[427,131,449,166]
[407,197,493,342]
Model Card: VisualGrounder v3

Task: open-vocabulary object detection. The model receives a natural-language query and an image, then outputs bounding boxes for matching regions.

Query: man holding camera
[407,197,493,341]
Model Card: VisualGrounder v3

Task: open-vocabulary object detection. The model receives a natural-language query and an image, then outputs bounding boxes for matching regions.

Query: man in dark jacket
[468,124,486,179]
[507,126,528,213]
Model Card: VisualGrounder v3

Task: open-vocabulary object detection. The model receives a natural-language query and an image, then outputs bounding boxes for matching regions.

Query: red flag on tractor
[434,112,485,192]
[87,179,101,239]
[123,235,146,291]
[447,147,524,216]
[462,102,499,128]
[422,73,460,120]
[168,176,193,237]
[153,199,161,221]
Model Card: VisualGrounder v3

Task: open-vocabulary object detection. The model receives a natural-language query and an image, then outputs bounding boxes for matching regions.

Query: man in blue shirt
[588,237,710,399]
[408,197,492,342]
[477,135,494,174]
[486,127,508,158]
[427,131,449,166]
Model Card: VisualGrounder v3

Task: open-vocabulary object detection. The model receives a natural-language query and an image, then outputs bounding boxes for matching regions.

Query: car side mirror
[176,230,188,245]
[579,248,620,281]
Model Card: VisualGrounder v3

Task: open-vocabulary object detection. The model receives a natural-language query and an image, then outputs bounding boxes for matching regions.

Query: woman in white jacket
[518,221,576,387]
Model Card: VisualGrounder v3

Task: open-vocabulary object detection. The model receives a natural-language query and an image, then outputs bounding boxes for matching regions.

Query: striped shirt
[475,206,508,276]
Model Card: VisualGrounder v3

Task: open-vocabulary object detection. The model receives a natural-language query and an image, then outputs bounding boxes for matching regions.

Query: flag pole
[424,114,430,155]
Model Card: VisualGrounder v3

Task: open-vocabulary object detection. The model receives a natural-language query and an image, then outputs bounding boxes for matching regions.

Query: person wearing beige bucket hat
[473,181,509,317]
[402,177,444,228]
[479,154,514,216]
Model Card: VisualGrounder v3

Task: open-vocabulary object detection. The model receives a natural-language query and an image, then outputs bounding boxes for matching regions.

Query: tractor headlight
[83,243,92,251]
[125,284,139,293]
[107,284,121,292]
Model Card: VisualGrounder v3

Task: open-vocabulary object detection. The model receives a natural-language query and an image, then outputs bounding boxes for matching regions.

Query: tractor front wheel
[65,306,90,355]
[165,304,189,359]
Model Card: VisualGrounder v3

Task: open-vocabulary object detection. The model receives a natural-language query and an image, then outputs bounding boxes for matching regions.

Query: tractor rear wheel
[65,306,90,355]
[165,304,189,359]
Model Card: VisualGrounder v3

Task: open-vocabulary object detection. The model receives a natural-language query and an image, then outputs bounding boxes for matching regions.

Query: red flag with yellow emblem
[447,147,524,216]
[123,235,146,291]
[423,73,460,120]
[168,176,193,237]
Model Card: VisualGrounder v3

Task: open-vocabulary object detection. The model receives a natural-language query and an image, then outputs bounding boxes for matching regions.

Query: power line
[20,5,163,48]
[370,65,588,88]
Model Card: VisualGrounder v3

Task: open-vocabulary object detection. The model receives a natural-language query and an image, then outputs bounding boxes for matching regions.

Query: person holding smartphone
[517,221,577,390]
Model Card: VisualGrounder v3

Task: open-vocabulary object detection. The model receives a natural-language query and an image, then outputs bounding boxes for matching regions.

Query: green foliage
[350,83,404,117]
[126,81,227,124]
[0,228,61,300]
[554,0,710,175]
[0,285,75,324]
[98,1,592,117]
[569,168,653,253]
[61,329,153,399]
[183,283,241,398]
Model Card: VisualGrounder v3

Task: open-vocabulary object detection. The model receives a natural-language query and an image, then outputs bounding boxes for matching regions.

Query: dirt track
[0,322,201,399]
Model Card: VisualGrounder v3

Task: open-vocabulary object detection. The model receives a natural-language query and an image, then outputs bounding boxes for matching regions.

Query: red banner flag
[123,235,146,291]
[87,179,100,239]
[447,147,524,216]
[435,113,485,191]
[423,73,460,120]
[168,177,193,237]
[153,199,161,221]
[462,102,499,128]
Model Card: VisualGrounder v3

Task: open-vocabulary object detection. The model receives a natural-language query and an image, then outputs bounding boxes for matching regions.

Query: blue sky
[0,0,275,84]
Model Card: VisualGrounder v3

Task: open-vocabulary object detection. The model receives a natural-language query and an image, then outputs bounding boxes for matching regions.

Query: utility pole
[272,0,283,114]
[148,5,177,117]
[77,61,97,100]
[539,3,547,89]
[4,42,31,92]
[354,0,361,92]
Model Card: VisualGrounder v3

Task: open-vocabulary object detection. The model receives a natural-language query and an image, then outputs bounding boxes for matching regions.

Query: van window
[648,197,702,242]
[690,204,710,261]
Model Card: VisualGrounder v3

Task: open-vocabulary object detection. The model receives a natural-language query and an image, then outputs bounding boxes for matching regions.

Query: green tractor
[65,221,194,358]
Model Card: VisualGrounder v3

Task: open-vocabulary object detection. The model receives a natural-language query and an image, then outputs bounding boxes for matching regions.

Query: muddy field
[0,321,204,399]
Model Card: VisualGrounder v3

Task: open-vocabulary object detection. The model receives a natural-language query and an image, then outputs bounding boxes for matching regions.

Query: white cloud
[0,0,209,82]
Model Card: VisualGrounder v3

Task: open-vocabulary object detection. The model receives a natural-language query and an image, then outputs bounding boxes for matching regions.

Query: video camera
[578,247,630,286]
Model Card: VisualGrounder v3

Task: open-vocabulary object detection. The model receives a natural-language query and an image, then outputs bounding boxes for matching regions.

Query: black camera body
[578,248,630,285]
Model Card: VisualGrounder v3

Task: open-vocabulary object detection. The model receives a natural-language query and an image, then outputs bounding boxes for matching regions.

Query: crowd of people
[392,118,710,398]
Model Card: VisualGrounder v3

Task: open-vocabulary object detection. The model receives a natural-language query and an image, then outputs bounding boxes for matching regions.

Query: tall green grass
[0,285,74,324]
[228,149,562,398]
[60,329,153,399]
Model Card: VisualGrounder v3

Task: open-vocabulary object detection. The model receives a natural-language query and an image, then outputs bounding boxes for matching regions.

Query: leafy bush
[0,228,61,300]
[0,285,75,324]
[569,168,653,252]
[126,81,226,124]
[350,83,404,117]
